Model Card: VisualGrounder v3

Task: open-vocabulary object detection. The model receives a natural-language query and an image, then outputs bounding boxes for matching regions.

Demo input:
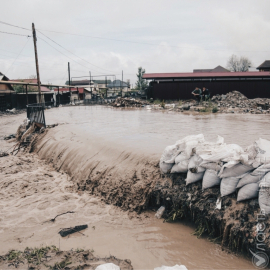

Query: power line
[37,35,106,74]
[0,20,30,31]
[0,20,269,53]
[37,30,117,73]
[0,30,31,37]
[6,37,31,73]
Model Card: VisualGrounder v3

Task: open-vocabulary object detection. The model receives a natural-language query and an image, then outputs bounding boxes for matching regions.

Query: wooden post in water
[32,23,41,104]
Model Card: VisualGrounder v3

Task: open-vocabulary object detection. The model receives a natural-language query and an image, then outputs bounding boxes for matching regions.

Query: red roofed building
[143,71,270,100]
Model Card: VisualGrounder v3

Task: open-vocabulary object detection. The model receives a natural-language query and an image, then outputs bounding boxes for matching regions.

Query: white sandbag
[154,265,188,270]
[171,160,189,173]
[175,134,205,159]
[160,162,174,173]
[237,183,259,201]
[220,177,240,197]
[200,162,222,172]
[202,169,221,189]
[219,163,253,178]
[160,134,205,171]
[160,144,182,165]
[195,135,225,156]
[255,138,270,164]
[237,174,262,189]
[188,154,205,173]
[259,172,270,188]
[186,171,204,185]
[199,144,244,164]
[95,263,120,270]
[259,186,270,214]
[175,152,189,163]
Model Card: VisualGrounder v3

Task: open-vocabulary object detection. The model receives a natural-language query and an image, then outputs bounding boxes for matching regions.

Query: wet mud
[30,126,270,262]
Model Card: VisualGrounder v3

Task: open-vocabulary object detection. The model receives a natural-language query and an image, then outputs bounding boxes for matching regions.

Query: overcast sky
[0,0,270,86]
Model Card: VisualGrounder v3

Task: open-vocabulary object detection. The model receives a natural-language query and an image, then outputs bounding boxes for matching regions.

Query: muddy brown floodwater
[1,106,270,270]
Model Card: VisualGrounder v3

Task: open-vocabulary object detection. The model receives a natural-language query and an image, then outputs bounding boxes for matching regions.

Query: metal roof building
[143,71,270,100]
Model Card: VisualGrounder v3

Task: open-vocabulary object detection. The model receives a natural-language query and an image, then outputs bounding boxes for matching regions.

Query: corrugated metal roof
[143,71,270,79]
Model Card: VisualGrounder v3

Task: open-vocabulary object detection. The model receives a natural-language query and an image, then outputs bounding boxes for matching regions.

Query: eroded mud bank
[31,126,270,261]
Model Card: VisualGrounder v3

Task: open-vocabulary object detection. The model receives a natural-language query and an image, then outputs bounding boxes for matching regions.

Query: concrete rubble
[147,91,270,114]
[110,97,149,108]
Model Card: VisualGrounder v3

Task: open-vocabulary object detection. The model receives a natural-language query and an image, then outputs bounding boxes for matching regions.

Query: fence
[27,103,46,128]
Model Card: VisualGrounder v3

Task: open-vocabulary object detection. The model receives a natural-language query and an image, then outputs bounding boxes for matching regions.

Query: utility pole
[68,62,71,103]
[121,70,123,97]
[105,76,107,98]
[89,71,92,98]
[32,23,41,103]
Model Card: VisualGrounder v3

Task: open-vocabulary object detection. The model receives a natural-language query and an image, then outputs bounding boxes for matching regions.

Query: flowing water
[1,106,269,270]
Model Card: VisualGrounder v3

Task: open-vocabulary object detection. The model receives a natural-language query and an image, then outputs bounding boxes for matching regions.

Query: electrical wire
[37,30,117,73]
[0,19,269,53]
[0,20,30,31]
[5,37,31,73]
[37,35,106,74]
[0,30,31,37]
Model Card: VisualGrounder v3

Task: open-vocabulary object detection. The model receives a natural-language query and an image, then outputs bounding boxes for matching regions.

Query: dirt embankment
[29,127,270,260]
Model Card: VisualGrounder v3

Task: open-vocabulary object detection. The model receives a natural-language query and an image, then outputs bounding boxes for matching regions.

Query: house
[257,61,270,72]
[54,87,92,103]
[107,80,130,97]
[11,78,53,107]
[193,65,230,73]
[0,72,15,110]
[143,71,270,100]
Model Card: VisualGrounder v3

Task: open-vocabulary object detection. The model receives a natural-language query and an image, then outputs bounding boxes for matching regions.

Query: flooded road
[1,106,269,269]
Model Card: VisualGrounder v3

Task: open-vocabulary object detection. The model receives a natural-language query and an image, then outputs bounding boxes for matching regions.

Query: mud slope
[32,126,270,261]
[34,126,162,212]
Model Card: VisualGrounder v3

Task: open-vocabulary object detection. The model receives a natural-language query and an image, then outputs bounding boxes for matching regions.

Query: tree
[135,67,148,90]
[227,55,252,72]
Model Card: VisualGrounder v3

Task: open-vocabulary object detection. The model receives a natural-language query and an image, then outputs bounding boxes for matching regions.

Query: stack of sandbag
[159,134,205,173]
[159,135,270,210]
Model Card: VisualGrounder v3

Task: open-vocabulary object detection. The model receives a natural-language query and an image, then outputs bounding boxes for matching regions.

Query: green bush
[212,107,218,113]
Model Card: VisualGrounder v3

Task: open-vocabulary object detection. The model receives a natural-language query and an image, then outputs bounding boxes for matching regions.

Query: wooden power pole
[32,23,41,103]
[68,62,71,103]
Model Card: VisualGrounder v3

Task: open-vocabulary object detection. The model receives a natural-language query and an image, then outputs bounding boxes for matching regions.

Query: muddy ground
[0,246,132,270]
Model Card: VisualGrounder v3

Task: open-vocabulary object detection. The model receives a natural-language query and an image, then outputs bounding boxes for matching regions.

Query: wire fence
[27,103,46,128]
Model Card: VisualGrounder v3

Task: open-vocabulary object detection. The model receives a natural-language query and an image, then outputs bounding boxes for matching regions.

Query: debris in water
[50,211,75,222]
[154,265,188,270]
[215,198,222,210]
[58,224,88,237]
[155,206,165,219]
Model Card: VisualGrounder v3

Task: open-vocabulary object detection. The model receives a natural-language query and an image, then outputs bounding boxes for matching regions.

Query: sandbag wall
[160,134,270,214]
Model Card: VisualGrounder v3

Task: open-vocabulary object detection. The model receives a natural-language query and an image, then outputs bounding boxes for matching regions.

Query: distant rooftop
[193,65,230,73]
[257,60,270,70]
[107,79,129,88]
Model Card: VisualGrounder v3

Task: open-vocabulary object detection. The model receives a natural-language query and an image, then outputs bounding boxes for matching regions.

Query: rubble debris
[110,97,149,108]
[0,109,26,117]
[155,206,165,219]
[58,224,88,237]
